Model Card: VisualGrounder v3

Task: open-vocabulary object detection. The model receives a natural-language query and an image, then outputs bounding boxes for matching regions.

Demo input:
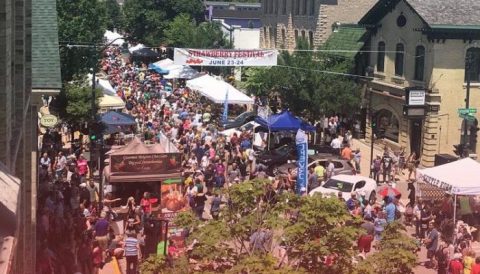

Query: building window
[309,0,315,15]
[374,109,400,143]
[377,41,385,72]
[269,0,274,14]
[301,30,306,39]
[308,31,314,48]
[281,29,286,47]
[303,0,307,15]
[264,27,268,47]
[465,48,480,82]
[414,45,425,81]
[282,0,287,14]
[291,0,295,14]
[264,0,268,13]
[273,28,277,48]
[274,0,278,14]
[395,43,405,76]
[294,29,299,44]
[295,0,300,15]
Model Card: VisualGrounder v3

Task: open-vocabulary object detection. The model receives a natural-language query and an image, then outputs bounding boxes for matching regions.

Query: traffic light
[89,121,103,142]
[453,144,465,157]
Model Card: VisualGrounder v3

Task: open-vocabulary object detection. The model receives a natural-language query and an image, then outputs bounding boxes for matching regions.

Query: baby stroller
[404,204,414,226]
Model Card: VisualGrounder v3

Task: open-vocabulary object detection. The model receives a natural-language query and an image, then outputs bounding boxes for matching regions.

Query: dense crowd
[34,46,480,274]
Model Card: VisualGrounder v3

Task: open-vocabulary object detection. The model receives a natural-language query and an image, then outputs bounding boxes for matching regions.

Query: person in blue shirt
[384,196,396,223]
[240,138,252,150]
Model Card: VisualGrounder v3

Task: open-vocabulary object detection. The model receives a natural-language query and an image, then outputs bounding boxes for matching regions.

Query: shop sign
[110,153,181,173]
[40,114,58,128]
[407,90,425,106]
[174,48,278,66]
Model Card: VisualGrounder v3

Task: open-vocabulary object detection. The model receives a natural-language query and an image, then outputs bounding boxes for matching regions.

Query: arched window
[294,29,299,43]
[377,42,385,72]
[281,29,286,48]
[309,0,315,15]
[374,109,400,143]
[395,43,405,76]
[414,45,425,81]
[309,31,314,48]
[465,48,480,82]
[301,30,306,39]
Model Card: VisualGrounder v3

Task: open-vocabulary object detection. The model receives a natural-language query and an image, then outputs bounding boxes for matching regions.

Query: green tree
[50,76,102,133]
[163,14,229,48]
[167,180,360,273]
[354,222,418,274]
[57,0,107,81]
[104,0,124,31]
[123,0,204,46]
[244,39,362,120]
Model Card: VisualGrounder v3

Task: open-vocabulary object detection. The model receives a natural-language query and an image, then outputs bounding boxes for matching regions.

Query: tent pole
[453,194,457,244]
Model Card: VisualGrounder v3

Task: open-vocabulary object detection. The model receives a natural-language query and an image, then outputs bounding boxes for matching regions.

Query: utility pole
[90,44,97,179]
[463,50,473,157]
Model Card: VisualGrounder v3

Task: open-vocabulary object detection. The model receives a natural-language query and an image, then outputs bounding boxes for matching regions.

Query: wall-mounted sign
[407,90,425,106]
[110,153,181,174]
[174,48,278,66]
[40,114,58,128]
[403,105,426,117]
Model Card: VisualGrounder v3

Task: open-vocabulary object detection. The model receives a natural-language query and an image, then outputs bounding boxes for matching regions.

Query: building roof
[321,24,367,59]
[359,0,480,29]
[223,18,262,28]
[32,0,62,90]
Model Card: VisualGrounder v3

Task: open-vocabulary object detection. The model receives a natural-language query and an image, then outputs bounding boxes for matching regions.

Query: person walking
[124,232,140,274]
[406,152,418,180]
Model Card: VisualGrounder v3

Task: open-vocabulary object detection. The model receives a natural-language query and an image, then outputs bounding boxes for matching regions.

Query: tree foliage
[354,222,418,274]
[50,77,102,130]
[244,39,362,120]
[104,0,125,31]
[122,0,204,46]
[169,179,361,273]
[57,0,107,81]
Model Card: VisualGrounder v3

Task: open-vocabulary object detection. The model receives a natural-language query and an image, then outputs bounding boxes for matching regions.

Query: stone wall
[260,0,377,49]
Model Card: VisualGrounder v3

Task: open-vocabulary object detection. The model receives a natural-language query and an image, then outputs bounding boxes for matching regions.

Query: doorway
[410,119,423,156]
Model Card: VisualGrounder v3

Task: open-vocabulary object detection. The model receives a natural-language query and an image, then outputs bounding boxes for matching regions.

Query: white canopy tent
[104,30,125,46]
[128,43,145,53]
[153,58,174,68]
[88,74,116,96]
[418,157,480,228]
[99,95,125,111]
[186,74,254,105]
[164,65,199,79]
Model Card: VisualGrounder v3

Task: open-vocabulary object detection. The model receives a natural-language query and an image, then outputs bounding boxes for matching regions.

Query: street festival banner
[295,129,308,195]
[174,48,278,66]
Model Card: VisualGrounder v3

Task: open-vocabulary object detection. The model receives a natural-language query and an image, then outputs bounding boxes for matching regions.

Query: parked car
[274,154,355,178]
[256,143,297,175]
[309,175,377,204]
[222,111,257,129]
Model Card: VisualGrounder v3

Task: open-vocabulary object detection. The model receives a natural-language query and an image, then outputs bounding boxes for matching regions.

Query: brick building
[0,0,60,272]
[260,0,376,50]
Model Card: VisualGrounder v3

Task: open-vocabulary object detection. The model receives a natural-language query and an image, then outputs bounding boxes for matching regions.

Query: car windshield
[275,145,291,154]
[322,179,353,192]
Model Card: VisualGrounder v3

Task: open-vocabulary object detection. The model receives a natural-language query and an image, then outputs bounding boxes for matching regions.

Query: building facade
[0,0,35,272]
[260,0,376,50]
[359,0,480,166]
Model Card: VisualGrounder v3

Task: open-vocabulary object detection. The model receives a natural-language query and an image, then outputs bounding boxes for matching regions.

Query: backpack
[435,247,448,267]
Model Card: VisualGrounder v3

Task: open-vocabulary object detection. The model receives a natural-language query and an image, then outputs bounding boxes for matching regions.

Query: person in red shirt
[472,257,480,274]
[140,192,158,216]
[449,253,463,274]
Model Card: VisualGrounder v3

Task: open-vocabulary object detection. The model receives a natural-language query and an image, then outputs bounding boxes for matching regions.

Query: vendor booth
[418,158,480,230]
[103,137,186,224]
[186,74,254,104]
[100,111,136,134]
[255,110,316,132]
[104,30,125,46]
[99,95,125,112]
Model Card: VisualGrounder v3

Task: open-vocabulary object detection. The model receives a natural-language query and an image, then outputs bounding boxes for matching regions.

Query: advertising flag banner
[295,129,308,195]
[174,48,278,67]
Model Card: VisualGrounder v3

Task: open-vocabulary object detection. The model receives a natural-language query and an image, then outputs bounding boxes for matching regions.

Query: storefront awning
[103,165,181,183]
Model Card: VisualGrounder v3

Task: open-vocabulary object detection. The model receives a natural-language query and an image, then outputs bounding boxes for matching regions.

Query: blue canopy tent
[254,110,315,132]
[100,111,137,134]
[148,63,169,74]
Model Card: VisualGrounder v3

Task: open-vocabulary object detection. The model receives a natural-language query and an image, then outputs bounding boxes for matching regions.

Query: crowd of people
[34,45,480,274]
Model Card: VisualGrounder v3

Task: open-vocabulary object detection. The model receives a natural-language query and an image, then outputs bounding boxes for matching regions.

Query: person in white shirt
[330,135,342,155]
